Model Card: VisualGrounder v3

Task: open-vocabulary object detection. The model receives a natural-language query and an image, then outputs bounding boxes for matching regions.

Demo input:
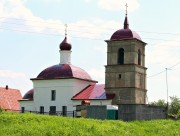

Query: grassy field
[0,112,180,136]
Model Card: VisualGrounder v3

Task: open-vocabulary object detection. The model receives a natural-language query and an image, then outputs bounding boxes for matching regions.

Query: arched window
[118,48,124,64]
[138,49,141,65]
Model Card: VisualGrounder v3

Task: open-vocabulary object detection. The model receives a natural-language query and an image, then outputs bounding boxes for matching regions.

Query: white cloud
[146,37,180,102]
[43,0,62,4]
[146,37,180,68]
[0,69,32,95]
[0,0,121,39]
[69,19,120,39]
[0,0,27,18]
[0,70,26,78]
[97,0,139,11]
[84,0,91,3]
[0,0,65,33]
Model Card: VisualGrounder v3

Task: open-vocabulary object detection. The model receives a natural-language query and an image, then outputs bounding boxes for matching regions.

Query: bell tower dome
[105,5,147,105]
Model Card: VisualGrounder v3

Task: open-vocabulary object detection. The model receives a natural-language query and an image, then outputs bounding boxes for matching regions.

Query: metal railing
[2,109,76,117]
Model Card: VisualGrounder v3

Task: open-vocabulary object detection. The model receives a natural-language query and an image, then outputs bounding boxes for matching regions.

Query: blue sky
[0,0,180,102]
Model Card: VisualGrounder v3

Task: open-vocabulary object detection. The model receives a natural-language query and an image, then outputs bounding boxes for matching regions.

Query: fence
[2,109,76,117]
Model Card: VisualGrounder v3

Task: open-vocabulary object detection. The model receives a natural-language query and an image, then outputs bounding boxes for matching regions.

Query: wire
[0,27,103,41]
[0,20,108,36]
[147,61,180,78]
[0,16,114,32]
[2,16,180,44]
[143,38,180,43]
[0,27,61,36]
[1,18,180,78]
[147,70,166,78]
[169,61,180,69]
[2,25,180,45]
[136,31,180,36]
[0,16,62,25]
[1,16,180,37]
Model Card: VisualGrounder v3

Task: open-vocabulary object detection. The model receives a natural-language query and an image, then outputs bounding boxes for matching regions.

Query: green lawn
[0,112,179,136]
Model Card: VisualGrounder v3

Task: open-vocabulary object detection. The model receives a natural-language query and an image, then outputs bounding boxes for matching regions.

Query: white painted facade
[72,100,112,107]
[19,101,35,111]
[32,78,94,112]
[19,78,111,112]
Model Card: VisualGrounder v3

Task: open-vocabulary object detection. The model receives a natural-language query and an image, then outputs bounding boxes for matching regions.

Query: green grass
[0,112,180,136]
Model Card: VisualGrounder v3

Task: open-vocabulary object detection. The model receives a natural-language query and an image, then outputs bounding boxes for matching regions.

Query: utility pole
[165,68,171,119]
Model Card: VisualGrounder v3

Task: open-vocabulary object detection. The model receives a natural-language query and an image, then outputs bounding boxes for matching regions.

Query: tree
[0,108,4,113]
[149,96,180,119]
[168,96,180,116]
[149,99,166,107]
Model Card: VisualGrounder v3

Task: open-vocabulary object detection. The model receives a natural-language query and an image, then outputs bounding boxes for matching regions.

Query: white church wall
[19,101,35,112]
[32,79,94,112]
[72,100,112,106]
[72,79,95,95]
[90,100,112,105]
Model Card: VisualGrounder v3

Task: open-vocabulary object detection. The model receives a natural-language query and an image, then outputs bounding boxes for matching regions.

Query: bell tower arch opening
[118,48,124,64]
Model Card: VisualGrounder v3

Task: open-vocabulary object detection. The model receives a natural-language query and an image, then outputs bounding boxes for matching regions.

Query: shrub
[0,108,4,113]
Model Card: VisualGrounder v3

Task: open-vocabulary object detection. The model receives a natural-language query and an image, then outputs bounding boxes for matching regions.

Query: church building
[17,5,168,120]
[19,6,150,117]
[19,32,112,114]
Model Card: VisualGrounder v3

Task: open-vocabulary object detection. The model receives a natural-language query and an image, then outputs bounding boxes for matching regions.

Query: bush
[169,96,180,116]
[149,99,167,107]
[149,96,180,119]
[0,108,4,113]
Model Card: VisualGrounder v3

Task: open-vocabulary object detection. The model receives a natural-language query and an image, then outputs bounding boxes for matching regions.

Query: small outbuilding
[0,86,22,111]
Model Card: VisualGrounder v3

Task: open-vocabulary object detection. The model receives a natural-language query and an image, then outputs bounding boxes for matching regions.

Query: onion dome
[35,64,92,81]
[23,89,34,100]
[59,37,72,50]
[110,15,141,41]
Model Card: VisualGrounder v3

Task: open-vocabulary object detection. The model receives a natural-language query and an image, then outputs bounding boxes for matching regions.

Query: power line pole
[165,68,171,119]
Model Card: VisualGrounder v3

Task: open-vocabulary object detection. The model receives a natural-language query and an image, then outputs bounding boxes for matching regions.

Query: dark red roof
[33,64,93,81]
[72,84,112,100]
[23,89,34,100]
[59,37,72,50]
[110,29,141,41]
[0,87,22,111]
[110,15,141,41]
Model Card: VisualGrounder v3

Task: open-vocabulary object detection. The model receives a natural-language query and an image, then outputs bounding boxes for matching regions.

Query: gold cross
[65,24,67,37]
[125,3,128,16]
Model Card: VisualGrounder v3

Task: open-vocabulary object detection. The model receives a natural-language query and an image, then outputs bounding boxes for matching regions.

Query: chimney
[5,85,8,90]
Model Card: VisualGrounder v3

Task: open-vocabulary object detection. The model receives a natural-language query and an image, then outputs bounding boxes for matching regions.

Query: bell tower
[105,6,147,105]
